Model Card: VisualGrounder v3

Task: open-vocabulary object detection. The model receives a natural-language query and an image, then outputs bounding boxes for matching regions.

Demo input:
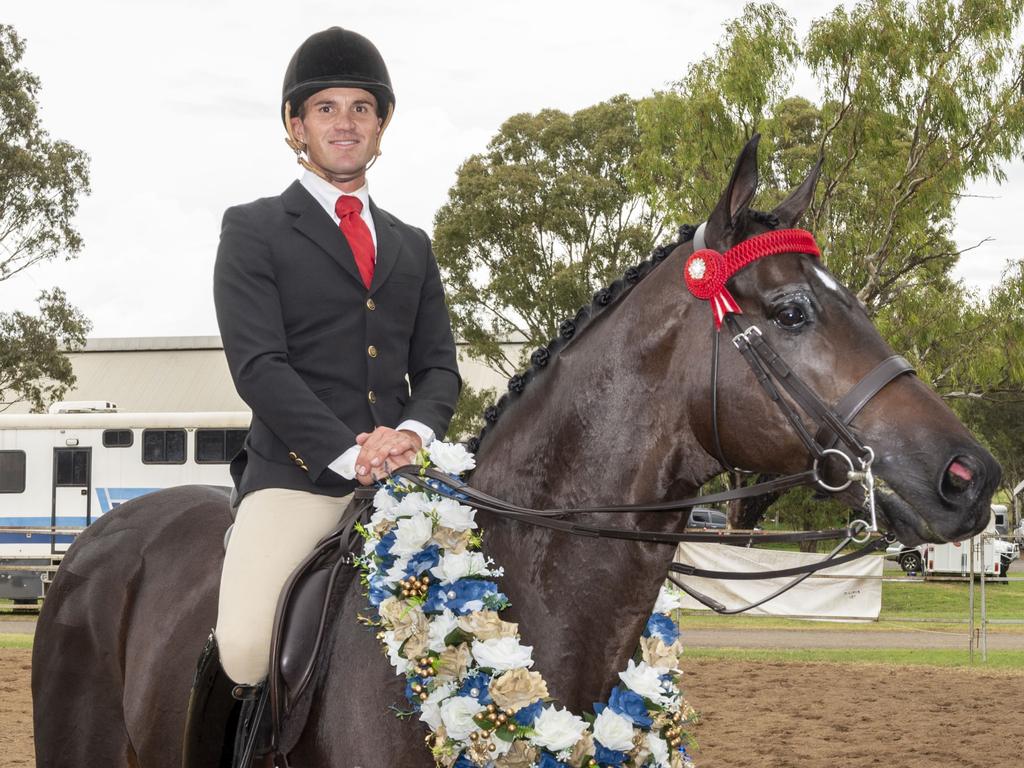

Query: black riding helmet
[281,27,395,123]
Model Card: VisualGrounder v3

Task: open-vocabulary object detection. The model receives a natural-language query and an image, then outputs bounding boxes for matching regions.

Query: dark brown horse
[32,137,999,767]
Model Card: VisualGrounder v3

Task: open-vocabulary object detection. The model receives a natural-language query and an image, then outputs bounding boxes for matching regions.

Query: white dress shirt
[298,171,435,480]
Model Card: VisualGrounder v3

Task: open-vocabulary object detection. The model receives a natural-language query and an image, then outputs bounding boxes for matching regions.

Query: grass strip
[682,646,1024,670]
[0,634,33,650]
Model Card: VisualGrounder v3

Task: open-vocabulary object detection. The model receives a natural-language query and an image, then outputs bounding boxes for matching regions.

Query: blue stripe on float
[95,487,162,514]
[0,516,88,527]
[0,534,75,545]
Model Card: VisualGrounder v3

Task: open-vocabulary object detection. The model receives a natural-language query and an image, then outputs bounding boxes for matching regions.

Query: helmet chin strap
[283,100,394,185]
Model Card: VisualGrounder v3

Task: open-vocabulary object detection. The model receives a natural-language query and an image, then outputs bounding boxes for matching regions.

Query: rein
[380,227,910,614]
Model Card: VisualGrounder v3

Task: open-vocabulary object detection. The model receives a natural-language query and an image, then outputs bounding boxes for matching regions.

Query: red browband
[684,228,821,329]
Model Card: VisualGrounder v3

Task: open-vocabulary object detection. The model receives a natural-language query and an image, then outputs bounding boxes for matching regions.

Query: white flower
[427,609,460,653]
[530,705,588,752]
[430,551,490,584]
[391,512,433,555]
[382,630,409,675]
[471,637,534,671]
[432,497,477,532]
[654,585,682,614]
[619,659,672,706]
[592,708,636,752]
[396,492,432,519]
[428,441,476,475]
[372,487,401,519]
[418,682,455,730]
[647,732,671,767]
[439,695,484,740]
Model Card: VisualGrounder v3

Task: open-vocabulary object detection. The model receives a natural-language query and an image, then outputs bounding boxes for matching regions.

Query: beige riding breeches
[215,487,351,685]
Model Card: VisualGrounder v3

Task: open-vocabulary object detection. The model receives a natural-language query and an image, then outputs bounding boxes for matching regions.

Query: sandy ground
[7,647,1022,768]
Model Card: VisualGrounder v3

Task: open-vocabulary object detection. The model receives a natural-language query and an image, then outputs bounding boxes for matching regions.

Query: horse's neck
[467,283,719,710]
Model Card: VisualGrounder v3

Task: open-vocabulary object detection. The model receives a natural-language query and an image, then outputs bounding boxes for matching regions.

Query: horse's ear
[772,158,822,228]
[705,134,760,250]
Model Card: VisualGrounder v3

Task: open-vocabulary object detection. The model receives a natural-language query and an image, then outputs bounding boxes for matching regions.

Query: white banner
[673,542,883,620]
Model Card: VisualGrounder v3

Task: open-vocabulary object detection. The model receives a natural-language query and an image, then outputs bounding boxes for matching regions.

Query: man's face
[290,87,382,188]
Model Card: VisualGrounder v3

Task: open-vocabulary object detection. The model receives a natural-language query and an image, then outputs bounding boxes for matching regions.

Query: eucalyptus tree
[0,25,91,411]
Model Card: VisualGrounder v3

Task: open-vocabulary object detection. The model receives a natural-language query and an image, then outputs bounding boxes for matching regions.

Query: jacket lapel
[368,198,402,295]
[282,180,365,288]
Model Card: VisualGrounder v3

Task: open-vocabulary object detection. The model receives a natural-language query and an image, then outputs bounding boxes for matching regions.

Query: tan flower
[435,642,473,681]
[494,739,538,767]
[374,519,397,536]
[431,526,472,553]
[379,597,428,643]
[402,622,430,660]
[466,739,493,766]
[488,668,549,711]
[640,636,685,670]
[569,731,595,767]
[457,610,519,640]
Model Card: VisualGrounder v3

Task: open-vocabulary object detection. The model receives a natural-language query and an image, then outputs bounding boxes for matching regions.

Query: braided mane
[465,223,700,453]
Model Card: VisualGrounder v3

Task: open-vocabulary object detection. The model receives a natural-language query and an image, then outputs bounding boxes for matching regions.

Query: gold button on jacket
[368,345,378,358]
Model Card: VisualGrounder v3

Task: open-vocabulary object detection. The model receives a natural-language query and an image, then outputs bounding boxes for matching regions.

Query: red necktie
[335,195,375,289]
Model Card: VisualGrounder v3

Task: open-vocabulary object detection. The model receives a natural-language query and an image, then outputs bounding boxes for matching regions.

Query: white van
[0,403,248,600]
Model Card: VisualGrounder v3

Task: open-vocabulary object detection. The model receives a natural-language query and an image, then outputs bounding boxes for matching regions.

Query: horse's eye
[775,303,806,329]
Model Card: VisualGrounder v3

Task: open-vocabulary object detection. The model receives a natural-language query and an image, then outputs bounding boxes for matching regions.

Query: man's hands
[354,426,422,485]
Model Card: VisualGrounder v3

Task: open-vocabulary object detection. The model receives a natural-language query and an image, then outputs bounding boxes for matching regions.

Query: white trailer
[886,506,1020,577]
[0,404,249,600]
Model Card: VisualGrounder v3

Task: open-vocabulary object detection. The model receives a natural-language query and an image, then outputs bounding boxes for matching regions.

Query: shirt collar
[300,170,370,217]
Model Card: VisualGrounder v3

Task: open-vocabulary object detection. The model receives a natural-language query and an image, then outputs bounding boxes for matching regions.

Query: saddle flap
[278,566,331,690]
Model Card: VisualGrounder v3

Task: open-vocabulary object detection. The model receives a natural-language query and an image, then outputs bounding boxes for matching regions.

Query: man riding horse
[184,26,461,766]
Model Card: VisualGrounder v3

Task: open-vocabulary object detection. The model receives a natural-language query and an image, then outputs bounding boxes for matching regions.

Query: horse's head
[687,136,999,545]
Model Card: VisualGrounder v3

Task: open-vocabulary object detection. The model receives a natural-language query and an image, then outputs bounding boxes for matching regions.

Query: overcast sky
[4,0,1021,339]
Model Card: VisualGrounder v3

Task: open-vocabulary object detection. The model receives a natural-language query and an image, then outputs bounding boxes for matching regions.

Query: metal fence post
[968,536,975,663]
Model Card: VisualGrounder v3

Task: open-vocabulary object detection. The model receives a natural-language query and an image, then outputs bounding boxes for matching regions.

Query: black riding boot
[182,633,244,768]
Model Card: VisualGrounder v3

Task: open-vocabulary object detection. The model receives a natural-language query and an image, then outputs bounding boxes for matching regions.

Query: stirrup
[182,633,240,768]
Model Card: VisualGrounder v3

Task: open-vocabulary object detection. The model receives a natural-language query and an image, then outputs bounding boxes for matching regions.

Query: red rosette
[684,249,726,300]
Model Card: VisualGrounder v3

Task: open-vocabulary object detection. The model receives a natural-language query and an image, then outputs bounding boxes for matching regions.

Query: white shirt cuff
[329,444,361,480]
[327,421,434,480]
[396,419,435,448]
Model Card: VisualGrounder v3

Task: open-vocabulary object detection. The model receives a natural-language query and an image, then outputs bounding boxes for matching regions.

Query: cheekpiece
[683,229,821,329]
[282,27,395,123]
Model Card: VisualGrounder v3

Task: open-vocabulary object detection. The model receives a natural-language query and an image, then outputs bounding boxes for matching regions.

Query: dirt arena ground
[5,648,1021,768]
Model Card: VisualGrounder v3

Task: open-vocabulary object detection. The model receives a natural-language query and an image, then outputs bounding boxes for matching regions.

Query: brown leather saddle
[263,489,373,759]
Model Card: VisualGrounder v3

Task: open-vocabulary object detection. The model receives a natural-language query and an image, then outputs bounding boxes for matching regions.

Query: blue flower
[374,531,397,560]
[537,753,569,768]
[404,545,440,578]
[644,612,680,645]
[594,743,629,765]
[514,700,543,725]
[367,573,392,607]
[421,579,505,615]
[458,671,493,704]
[453,755,476,768]
[425,476,469,500]
[608,685,653,728]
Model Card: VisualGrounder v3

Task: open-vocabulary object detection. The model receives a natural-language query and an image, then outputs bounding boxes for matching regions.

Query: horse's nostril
[941,456,976,498]
[948,460,973,485]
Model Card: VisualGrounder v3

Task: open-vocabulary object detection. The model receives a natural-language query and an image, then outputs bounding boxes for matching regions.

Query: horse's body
[33,138,999,767]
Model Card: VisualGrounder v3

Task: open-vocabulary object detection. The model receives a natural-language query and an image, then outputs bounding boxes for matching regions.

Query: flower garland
[355,442,699,768]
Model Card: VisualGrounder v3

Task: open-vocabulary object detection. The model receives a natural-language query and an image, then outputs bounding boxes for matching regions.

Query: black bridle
[382,241,915,614]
